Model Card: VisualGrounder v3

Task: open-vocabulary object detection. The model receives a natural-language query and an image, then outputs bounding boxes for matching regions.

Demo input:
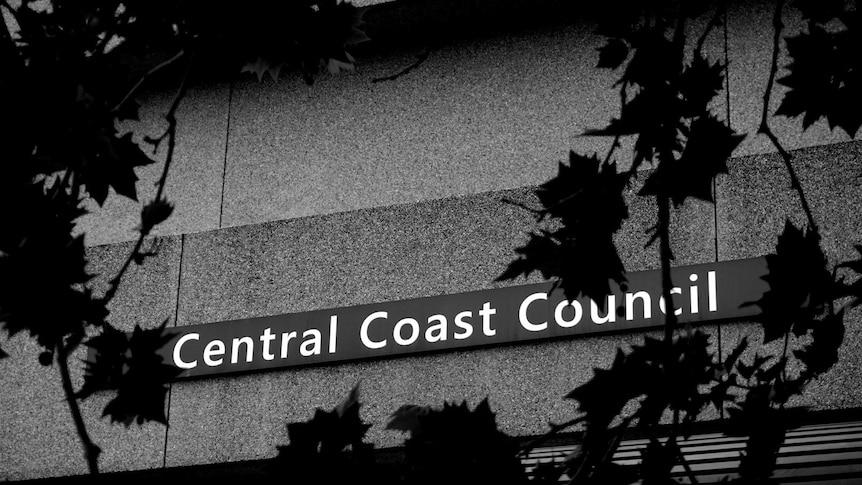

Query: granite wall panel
[0,236,181,480]
[75,85,231,247]
[715,140,862,411]
[164,177,714,467]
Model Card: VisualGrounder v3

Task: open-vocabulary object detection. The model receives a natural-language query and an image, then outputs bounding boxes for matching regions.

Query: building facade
[2,0,861,481]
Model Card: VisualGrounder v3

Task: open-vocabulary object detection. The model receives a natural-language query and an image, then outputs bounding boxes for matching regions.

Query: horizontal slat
[521,420,862,483]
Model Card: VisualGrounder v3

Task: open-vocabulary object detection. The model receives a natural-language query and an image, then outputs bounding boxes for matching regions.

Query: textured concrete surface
[0,236,181,480]
[728,0,861,157]
[219,24,622,229]
[165,177,714,467]
[716,140,862,412]
[75,85,231,247]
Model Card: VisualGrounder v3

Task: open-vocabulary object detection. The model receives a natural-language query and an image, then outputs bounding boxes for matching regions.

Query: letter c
[361,311,388,349]
[173,333,199,369]
[519,292,548,331]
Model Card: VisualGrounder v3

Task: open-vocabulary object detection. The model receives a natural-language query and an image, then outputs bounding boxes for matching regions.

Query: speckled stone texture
[164,176,714,467]
[217,22,628,229]
[716,139,862,411]
[74,85,231,247]
[727,0,861,157]
[0,236,181,480]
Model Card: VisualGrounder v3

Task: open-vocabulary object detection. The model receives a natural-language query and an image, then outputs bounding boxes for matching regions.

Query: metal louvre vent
[521,421,862,483]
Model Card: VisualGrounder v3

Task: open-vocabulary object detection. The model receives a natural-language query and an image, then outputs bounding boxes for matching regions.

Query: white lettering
[480,302,497,336]
[590,296,616,324]
[260,327,276,360]
[554,300,582,328]
[708,270,717,312]
[300,329,321,356]
[231,336,254,364]
[203,339,225,366]
[173,333,199,369]
[519,292,548,331]
[659,288,683,316]
[454,311,473,339]
[361,311,388,349]
[329,316,337,354]
[394,318,420,346]
[625,291,651,320]
[426,314,447,342]
[280,331,297,358]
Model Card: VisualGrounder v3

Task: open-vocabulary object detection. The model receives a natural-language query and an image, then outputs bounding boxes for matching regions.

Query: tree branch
[372,50,430,83]
[516,415,587,457]
[57,342,101,475]
[111,50,186,115]
[758,0,817,233]
[100,51,194,305]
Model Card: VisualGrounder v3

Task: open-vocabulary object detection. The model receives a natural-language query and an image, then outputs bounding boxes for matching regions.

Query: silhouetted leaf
[499,152,628,303]
[93,321,181,426]
[242,56,281,83]
[724,336,749,371]
[386,404,430,433]
[400,398,528,485]
[640,115,744,205]
[795,310,845,378]
[776,13,862,137]
[640,439,677,485]
[679,53,726,118]
[597,39,629,69]
[748,221,831,343]
[794,0,845,23]
[139,197,174,234]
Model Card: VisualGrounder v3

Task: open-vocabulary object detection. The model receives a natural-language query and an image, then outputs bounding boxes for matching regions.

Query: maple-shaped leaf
[499,152,628,304]
[566,349,645,429]
[795,310,845,379]
[274,384,376,483]
[585,85,686,170]
[596,39,629,69]
[400,399,528,484]
[726,397,787,482]
[747,221,832,344]
[95,321,181,426]
[679,52,726,118]
[241,56,281,83]
[78,325,130,400]
[794,0,845,24]
[80,132,154,205]
[138,196,174,234]
[387,404,430,433]
[837,245,862,305]
[776,16,862,138]
[640,115,744,205]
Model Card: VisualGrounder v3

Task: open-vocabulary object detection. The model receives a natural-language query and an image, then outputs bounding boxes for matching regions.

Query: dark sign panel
[159,257,769,378]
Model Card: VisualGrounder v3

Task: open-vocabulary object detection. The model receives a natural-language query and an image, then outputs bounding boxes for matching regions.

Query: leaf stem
[111,50,186,115]
[100,50,194,305]
[758,0,817,233]
[371,50,430,83]
[57,342,101,474]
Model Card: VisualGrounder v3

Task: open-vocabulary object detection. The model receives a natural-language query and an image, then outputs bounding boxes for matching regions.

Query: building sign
[159,257,769,379]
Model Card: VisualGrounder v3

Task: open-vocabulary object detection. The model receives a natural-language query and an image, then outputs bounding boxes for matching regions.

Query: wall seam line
[217,81,236,229]
[163,232,185,469]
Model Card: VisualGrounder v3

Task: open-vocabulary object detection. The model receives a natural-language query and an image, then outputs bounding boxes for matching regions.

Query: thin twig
[372,50,430,83]
[111,50,186,115]
[658,195,677,343]
[100,51,194,305]
[695,4,725,56]
[671,438,700,484]
[758,0,818,233]
[517,415,587,457]
[57,342,101,474]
